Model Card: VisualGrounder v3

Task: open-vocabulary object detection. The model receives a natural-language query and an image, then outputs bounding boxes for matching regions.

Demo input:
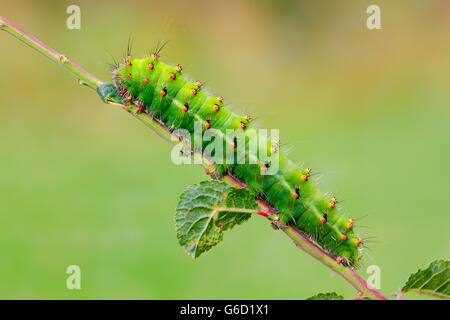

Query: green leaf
[401,259,449,299]
[175,180,257,258]
[306,292,344,300]
[97,83,124,104]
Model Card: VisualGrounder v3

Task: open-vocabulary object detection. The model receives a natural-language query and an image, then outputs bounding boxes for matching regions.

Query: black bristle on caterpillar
[109,45,363,267]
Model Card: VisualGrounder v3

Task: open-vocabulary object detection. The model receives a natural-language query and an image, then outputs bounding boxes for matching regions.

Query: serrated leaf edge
[401,259,450,299]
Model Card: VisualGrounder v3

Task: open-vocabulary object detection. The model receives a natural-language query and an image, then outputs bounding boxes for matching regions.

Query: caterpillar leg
[136,104,146,114]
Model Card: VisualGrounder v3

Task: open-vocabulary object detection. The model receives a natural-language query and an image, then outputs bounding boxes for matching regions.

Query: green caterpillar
[109,49,363,266]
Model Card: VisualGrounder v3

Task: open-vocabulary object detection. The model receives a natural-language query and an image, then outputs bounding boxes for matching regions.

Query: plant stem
[0,16,102,89]
[282,226,388,299]
[1,17,388,300]
[214,207,266,215]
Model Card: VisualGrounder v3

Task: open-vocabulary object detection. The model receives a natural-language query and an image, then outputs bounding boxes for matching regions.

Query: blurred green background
[0,0,449,299]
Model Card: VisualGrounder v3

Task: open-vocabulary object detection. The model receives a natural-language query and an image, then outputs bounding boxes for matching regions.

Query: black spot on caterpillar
[108,46,363,266]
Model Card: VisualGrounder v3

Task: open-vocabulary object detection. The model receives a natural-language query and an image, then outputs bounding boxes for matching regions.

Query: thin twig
[0,16,102,89]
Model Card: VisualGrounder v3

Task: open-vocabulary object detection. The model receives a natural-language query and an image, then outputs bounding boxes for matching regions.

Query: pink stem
[0,16,102,88]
